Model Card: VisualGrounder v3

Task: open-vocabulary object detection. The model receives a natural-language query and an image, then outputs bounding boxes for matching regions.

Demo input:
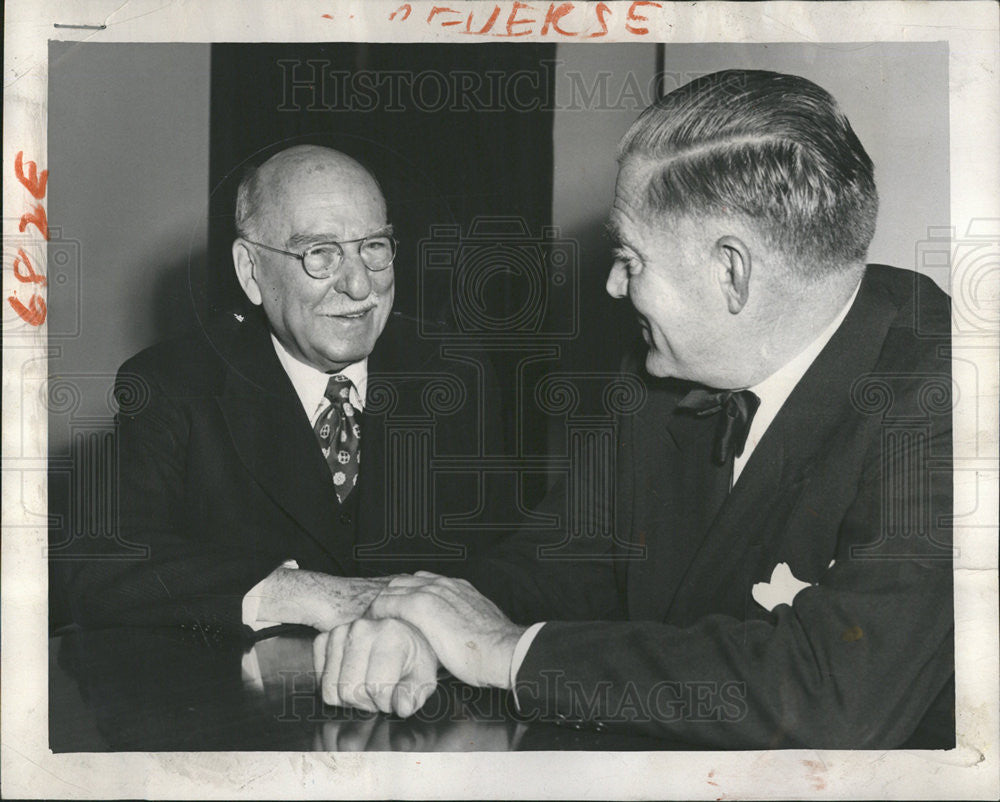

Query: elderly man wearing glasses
[66,145,499,645]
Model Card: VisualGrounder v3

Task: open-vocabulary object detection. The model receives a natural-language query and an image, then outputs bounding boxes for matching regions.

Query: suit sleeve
[65,362,285,635]
[512,380,954,749]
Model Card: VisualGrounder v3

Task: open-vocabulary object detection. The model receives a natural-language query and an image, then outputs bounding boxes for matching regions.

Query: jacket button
[339,512,353,525]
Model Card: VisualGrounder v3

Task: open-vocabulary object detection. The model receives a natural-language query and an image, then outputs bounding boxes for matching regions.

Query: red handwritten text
[14,151,49,199]
[382,1,659,37]
[19,203,49,240]
[625,1,661,35]
[12,248,47,286]
[9,151,49,326]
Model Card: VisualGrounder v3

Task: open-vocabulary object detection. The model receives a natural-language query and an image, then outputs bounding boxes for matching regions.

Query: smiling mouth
[328,308,374,320]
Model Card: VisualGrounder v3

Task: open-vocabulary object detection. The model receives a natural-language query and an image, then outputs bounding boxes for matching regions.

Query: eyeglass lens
[302,236,394,276]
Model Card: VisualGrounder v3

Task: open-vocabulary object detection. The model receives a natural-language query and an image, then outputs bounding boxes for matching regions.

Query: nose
[334,249,374,300]
[606,260,628,299]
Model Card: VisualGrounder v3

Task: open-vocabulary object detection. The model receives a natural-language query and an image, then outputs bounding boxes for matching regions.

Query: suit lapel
[216,315,354,570]
[664,435,791,623]
[630,268,899,622]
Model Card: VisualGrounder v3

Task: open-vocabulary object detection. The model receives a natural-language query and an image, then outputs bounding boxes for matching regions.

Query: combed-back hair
[618,69,878,272]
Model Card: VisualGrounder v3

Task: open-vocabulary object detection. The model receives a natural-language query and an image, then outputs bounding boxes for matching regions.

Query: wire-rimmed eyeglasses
[242,230,397,279]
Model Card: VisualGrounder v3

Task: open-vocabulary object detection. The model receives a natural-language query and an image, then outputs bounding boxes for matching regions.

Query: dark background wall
[208,43,556,323]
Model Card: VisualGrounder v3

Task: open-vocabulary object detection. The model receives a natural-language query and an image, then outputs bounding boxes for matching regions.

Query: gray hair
[618,69,878,272]
[234,165,264,239]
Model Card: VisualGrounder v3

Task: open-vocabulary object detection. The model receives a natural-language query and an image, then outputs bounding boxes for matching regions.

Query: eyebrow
[286,224,394,250]
[604,219,634,252]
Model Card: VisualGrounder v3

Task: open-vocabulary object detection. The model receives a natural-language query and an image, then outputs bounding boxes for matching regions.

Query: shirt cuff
[242,559,299,631]
[509,622,546,711]
[240,647,265,692]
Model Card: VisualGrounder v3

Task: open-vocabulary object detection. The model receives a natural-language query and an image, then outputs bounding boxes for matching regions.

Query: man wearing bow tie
[322,70,954,748]
[66,145,499,642]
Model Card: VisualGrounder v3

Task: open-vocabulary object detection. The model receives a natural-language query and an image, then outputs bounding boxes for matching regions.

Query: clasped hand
[314,571,526,717]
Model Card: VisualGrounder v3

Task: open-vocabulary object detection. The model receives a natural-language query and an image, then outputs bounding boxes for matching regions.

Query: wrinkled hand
[313,618,438,717]
[256,569,401,631]
[367,571,525,689]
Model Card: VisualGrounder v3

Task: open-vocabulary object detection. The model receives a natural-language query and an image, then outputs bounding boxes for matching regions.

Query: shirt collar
[270,334,367,421]
[735,278,862,474]
[748,278,862,405]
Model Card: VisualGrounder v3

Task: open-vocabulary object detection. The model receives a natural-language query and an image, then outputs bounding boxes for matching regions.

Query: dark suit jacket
[468,265,954,749]
[66,310,504,636]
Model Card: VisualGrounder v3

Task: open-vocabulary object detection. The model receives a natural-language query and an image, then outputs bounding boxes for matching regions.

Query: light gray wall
[551,43,660,300]
[551,42,950,289]
[48,43,210,452]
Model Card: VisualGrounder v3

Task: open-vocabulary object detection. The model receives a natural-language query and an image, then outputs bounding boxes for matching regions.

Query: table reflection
[52,626,523,752]
[51,626,684,752]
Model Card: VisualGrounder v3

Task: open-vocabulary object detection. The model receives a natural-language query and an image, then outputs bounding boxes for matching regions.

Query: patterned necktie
[675,387,761,467]
[313,374,361,504]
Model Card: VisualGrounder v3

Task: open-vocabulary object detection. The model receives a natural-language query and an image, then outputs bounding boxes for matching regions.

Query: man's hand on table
[310,571,525,718]
[367,571,526,690]
[313,618,439,717]
[254,567,397,631]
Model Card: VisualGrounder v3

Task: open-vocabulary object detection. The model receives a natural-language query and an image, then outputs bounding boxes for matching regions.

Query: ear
[715,235,751,314]
[232,239,263,306]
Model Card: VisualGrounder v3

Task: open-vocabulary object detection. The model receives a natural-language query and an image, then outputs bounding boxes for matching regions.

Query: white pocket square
[752,562,815,612]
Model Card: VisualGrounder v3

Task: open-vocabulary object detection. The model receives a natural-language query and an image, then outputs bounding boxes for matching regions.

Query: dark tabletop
[50,626,695,752]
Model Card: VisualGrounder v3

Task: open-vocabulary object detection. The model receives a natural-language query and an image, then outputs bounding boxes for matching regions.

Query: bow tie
[675,387,761,465]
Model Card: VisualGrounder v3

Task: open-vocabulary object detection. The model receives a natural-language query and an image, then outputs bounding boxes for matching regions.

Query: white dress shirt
[509,279,863,690]
[733,280,861,484]
[241,335,368,630]
[270,333,368,422]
